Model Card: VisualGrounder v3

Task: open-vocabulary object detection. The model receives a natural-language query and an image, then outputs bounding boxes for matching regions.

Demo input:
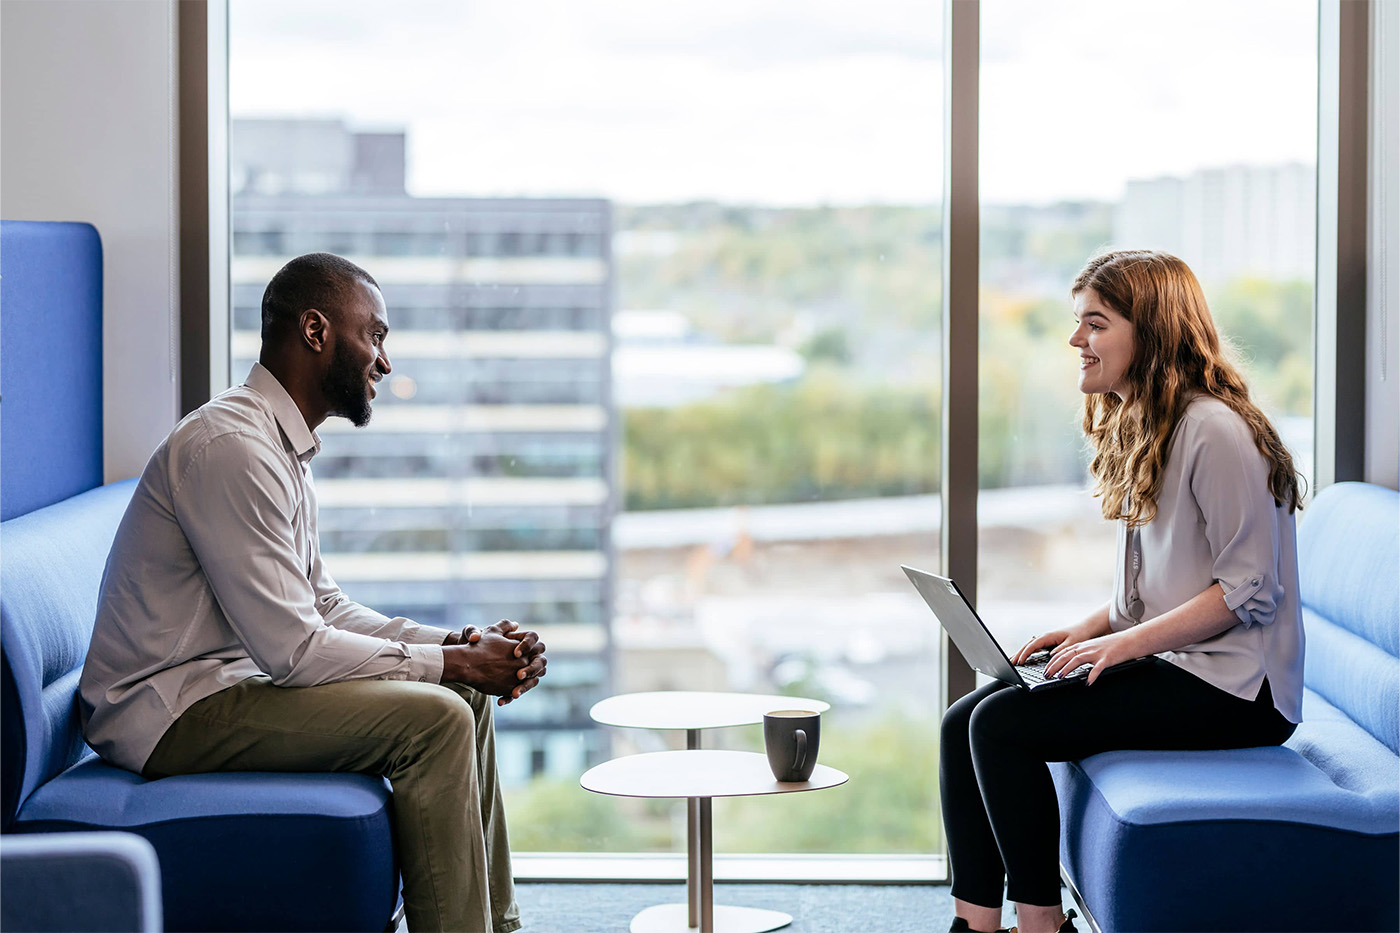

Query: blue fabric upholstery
[1296,483,1400,658]
[1,831,162,932]
[1055,756,1398,933]
[0,220,104,521]
[1,481,402,932]
[1,481,135,824]
[0,221,400,931]
[16,761,397,933]
[1053,482,1400,932]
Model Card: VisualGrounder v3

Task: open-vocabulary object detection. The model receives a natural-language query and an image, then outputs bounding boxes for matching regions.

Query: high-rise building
[1115,162,1315,283]
[230,118,614,783]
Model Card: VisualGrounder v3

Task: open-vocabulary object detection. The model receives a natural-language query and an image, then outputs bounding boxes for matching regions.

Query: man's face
[322,279,391,428]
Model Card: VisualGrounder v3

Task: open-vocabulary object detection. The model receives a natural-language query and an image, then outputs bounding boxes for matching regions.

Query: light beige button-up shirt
[1108,394,1305,723]
[80,363,450,772]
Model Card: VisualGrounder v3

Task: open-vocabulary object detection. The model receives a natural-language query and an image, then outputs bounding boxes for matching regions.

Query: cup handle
[793,729,807,774]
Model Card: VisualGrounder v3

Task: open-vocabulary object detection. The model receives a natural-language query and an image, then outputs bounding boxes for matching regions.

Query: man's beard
[322,339,374,427]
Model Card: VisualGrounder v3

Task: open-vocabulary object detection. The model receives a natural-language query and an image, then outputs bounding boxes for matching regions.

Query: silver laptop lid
[901,564,1024,688]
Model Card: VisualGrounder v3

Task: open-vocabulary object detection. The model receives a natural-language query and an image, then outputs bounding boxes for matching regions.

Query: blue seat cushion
[1052,693,1399,933]
[14,758,398,933]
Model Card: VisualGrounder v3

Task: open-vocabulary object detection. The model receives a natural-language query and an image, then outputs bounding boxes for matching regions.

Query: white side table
[582,750,848,933]
[588,692,833,933]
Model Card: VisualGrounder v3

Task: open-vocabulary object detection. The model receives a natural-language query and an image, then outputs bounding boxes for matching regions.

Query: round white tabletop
[581,749,848,799]
[589,691,830,731]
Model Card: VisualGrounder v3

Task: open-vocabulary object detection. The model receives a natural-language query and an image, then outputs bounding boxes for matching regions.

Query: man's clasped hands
[441,620,548,706]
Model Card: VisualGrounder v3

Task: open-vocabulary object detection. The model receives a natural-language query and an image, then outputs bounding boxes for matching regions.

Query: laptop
[901,564,1150,690]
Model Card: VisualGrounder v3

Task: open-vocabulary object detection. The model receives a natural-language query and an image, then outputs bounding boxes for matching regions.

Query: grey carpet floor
[514,882,991,933]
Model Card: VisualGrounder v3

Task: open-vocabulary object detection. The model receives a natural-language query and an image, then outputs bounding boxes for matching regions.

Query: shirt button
[418,675,427,682]
[1250,577,1261,585]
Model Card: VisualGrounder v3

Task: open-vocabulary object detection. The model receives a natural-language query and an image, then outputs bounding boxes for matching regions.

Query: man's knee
[399,684,478,747]
[443,682,496,723]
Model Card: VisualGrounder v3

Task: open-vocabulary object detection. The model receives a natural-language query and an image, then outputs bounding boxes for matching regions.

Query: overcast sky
[230,0,1317,205]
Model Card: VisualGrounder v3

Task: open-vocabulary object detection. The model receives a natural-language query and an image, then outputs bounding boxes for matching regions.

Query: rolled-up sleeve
[174,432,444,685]
[1186,412,1285,628]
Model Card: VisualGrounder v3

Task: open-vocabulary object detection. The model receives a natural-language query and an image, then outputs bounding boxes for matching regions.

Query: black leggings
[941,658,1296,907]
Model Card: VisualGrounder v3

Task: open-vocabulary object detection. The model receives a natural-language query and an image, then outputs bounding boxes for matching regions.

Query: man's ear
[300,309,330,353]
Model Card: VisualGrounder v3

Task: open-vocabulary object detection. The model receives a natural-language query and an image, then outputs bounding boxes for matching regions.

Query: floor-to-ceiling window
[225,0,1327,874]
[975,0,1318,654]
[229,0,946,865]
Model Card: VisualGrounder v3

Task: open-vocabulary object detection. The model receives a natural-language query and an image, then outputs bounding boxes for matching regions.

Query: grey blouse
[1108,394,1305,723]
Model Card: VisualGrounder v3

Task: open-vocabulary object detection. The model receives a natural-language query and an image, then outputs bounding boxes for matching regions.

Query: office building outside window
[230,0,947,861]
[231,118,616,781]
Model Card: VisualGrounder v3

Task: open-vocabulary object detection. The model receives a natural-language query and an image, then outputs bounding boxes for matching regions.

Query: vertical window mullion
[1315,0,1370,489]
[941,0,979,710]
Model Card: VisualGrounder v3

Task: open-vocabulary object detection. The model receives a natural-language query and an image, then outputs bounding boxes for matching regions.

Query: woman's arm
[1118,583,1237,655]
[1043,584,1238,684]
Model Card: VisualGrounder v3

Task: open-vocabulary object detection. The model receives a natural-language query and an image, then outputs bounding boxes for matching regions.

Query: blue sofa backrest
[1,218,116,830]
[0,221,104,521]
[1,481,137,829]
[1297,481,1400,754]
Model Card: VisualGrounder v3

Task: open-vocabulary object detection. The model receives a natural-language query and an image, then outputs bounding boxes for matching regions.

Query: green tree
[504,778,661,852]
[624,373,941,510]
[800,327,853,365]
[714,714,942,854]
[1209,278,1313,416]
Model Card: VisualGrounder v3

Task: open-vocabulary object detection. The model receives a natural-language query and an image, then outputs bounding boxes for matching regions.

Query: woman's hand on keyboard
[1012,631,1071,665]
[1013,605,1117,667]
[1043,630,1143,686]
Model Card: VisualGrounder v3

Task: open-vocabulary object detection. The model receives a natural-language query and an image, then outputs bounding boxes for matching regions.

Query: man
[79,253,545,933]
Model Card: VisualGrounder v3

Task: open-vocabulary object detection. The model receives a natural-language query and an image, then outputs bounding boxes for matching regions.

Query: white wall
[1,0,179,482]
[1367,0,1400,490]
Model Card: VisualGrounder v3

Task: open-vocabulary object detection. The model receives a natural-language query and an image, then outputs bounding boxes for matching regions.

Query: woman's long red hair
[1074,250,1303,526]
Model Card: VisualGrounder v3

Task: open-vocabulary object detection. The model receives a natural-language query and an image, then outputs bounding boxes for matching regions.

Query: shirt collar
[245,362,322,463]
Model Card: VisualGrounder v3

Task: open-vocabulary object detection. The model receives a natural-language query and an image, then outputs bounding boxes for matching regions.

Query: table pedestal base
[629,903,792,933]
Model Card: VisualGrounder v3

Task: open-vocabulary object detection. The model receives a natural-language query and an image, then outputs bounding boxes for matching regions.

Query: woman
[944,250,1304,933]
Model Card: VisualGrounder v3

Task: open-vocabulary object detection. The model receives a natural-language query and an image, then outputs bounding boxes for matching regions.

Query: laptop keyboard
[1016,655,1092,684]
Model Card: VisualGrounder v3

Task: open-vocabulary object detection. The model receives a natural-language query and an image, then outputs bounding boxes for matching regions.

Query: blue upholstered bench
[0,220,401,932]
[1,481,402,932]
[1051,481,1400,933]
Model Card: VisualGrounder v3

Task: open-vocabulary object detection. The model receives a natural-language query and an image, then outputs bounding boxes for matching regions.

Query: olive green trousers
[144,676,520,933]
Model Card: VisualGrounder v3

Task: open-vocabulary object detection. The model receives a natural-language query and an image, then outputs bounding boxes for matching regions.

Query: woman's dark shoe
[949,917,1010,933]
[951,906,1077,933]
[1000,908,1080,933]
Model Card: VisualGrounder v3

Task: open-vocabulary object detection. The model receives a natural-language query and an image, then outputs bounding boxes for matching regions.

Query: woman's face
[1069,288,1135,399]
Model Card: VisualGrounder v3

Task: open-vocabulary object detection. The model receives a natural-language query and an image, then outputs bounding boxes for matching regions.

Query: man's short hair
[260,253,380,344]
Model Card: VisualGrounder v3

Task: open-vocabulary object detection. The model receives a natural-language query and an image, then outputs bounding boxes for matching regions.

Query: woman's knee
[941,690,979,745]
[943,682,1012,748]
[967,686,1026,746]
